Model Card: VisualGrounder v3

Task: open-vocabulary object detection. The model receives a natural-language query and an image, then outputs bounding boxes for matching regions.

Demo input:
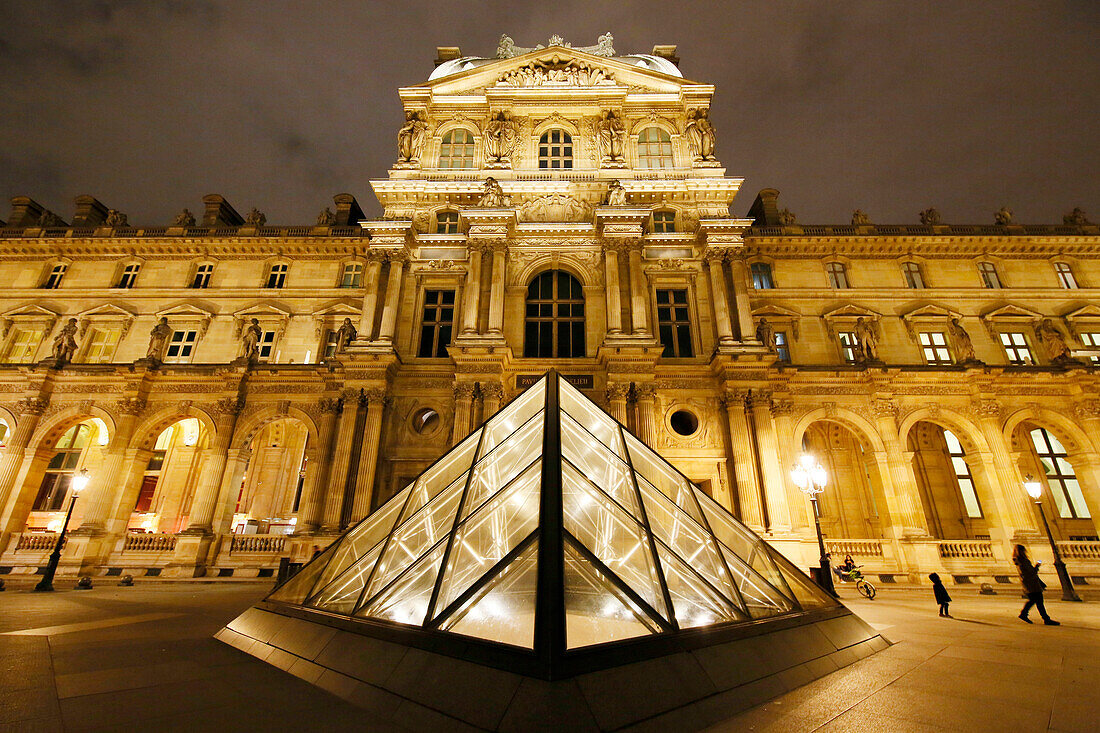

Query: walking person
[1013,544,1059,626]
[929,573,951,617]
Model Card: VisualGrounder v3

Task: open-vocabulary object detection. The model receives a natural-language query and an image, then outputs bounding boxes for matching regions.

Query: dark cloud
[0,0,1096,225]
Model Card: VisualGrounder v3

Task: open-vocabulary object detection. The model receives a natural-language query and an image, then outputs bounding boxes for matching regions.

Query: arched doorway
[128,418,209,534]
[1011,421,1097,541]
[22,418,109,534]
[906,421,991,540]
[800,421,889,540]
[233,418,310,535]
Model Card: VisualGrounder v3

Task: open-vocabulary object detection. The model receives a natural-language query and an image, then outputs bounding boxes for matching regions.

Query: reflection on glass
[308,543,384,614]
[268,548,331,604]
[656,543,742,628]
[442,541,538,649]
[564,541,659,648]
[480,378,545,457]
[559,378,623,455]
[719,545,792,619]
[316,496,406,592]
[461,413,543,520]
[400,430,480,524]
[623,431,704,524]
[359,541,448,626]
[560,413,640,518]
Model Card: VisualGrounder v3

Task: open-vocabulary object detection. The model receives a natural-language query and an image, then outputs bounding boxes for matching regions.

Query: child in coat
[929,573,951,617]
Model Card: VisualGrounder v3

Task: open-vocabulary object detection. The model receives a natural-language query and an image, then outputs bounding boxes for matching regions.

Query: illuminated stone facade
[0,37,1097,585]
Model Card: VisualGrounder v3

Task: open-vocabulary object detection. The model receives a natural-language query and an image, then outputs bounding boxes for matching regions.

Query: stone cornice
[745,234,1100,258]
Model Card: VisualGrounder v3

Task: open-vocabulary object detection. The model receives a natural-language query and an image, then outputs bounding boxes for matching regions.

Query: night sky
[0,1,1096,226]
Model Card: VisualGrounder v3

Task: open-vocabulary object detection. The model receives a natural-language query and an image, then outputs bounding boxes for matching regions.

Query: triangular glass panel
[399,429,481,525]
[358,540,448,626]
[719,545,794,619]
[307,542,384,615]
[565,540,661,648]
[623,431,705,525]
[562,462,667,621]
[479,377,545,457]
[313,494,406,593]
[435,460,541,615]
[655,542,745,628]
[696,488,759,562]
[559,378,624,457]
[440,539,539,649]
[767,546,839,610]
[267,546,333,604]
[560,412,641,518]
[460,412,543,521]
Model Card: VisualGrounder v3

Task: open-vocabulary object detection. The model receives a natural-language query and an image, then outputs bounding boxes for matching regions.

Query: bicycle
[835,565,877,599]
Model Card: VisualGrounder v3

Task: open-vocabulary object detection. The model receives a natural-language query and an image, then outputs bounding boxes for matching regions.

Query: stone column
[75,405,142,534]
[972,399,1038,540]
[871,399,931,537]
[451,382,475,444]
[350,388,388,523]
[210,449,251,535]
[627,244,651,336]
[603,246,623,335]
[103,448,152,536]
[727,255,757,342]
[295,398,340,532]
[750,391,791,532]
[321,389,360,532]
[705,250,736,347]
[487,244,507,336]
[481,382,504,423]
[357,254,385,341]
[461,246,484,335]
[183,399,241,533]
[0,398,47,536]
[377,252,407,343]
[634,383,658,447]
[606,383,630,425]
[722,389,764,531]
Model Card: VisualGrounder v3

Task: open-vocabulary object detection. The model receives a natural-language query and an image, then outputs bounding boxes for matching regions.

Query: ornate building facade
[0,37,1098,587]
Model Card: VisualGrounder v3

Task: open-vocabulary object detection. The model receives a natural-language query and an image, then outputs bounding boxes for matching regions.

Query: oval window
[411,408,440,435]
[670,410,699,437]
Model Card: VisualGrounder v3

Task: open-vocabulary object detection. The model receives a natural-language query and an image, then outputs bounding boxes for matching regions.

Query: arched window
[438,129,475,169]
[637,127,673,169]
[1029,428,1090,519]
[33,424,91,512]
[538,130,572,169]
[943,430,981,518]
[524,270,585,358]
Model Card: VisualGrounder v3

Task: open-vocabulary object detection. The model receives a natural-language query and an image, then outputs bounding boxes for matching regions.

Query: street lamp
[1023,475,1082,602]
[34,468,89,592]
[791,453,835,596]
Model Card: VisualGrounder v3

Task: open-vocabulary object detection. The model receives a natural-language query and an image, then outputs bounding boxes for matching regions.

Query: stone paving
[0,579,1097,731]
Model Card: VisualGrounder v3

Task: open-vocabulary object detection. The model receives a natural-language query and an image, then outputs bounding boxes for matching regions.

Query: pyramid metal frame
[260,371,842,680]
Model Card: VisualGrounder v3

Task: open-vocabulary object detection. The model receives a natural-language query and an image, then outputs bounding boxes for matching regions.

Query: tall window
[774,331,790,363]
[825,262,849,288]
[4,328,43,363]
[1054,262,1078,289]
[1000,332,1033,364]
[655,289,693,358]
[652,211,676,233]
[978,261,1001,289]
[436,211,460,234]
[258,331,276,360]
[1030,428,1090,519]
[902,262,925,289]
[636,127,673,169]
[943,430,982,518]
[265,263,288,288]
[524,270,585,358]
[838,331,858,363]
[322,329,340,359]
[83,328,120,363]
[538,130,572,169]
[42,264,67,289]
[438,129,475,169]
[164,330,197,363]
[33,424,90,512]
[1079,332,1100,364]
[750,262,774,289]
[919,332,952,365]
[191,263,213,289]
[116,263,141,288]
[418,290,455,358]
[340,263,363,288]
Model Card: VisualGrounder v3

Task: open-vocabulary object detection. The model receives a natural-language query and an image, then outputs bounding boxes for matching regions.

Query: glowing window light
[180,418,201,447]
[90,417,111,446]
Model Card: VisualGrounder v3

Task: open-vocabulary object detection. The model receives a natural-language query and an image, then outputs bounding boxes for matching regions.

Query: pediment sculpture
[518,194,593,223]
[498,59,613,87]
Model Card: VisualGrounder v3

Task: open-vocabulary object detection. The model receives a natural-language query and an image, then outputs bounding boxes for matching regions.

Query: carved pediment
[518,194,594,223]
[75,304,137,338]
[751,303,802,340]
[311,301,362,338]
[496,58,615,87]
[2,304,60,320]
[821,304,882,321]
[899,303,962,321]
[1062,304,1100,322]
[980,303,1043,321]
[0,304,59,340]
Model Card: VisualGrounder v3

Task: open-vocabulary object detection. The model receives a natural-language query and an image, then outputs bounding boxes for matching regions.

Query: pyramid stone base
[217,603,889,732]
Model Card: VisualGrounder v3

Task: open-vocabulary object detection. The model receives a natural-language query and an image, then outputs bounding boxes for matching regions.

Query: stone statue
[995,207,1013,225]
[335,318,357,352]
[244,208,266,227]
[1063,207,1091,226]
[241,318,263,361]
[174,208,196,227]
[483,111,519,166]
[316,207,336,226]
[684,108,716,161]
[104,209,128,227]
[778,208,797,226]
[755,318,776,352]
[477,177,509,208]
[605,180,627,206]
[51,318,79,363]
[851,209,871,226]
[919,207,942,225]
[146,317,172,359]
[38,210,64,228]
[948,318,976,363]
[596,110,626,164]
[854,317,878,362]
[1037,318,1074,363]
[396,110,428,164]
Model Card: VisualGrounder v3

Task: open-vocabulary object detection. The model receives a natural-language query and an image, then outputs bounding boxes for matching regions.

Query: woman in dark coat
[929,573,951,617]
[1013,544,1059,625]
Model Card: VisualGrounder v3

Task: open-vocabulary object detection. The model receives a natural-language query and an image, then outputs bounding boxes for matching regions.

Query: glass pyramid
[267,371,837,657]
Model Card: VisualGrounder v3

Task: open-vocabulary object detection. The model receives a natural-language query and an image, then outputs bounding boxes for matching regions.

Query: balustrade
[1056,541,1100,560]
[123,533,177,553]
[16,533,59,551]
[824,539,884,557]
[230,534,287,554]
[938,540,994,559]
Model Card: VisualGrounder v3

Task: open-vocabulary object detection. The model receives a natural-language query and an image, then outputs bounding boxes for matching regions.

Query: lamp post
[34,468,89,592]
[791,453,835,596]
[1023,475,1082,602]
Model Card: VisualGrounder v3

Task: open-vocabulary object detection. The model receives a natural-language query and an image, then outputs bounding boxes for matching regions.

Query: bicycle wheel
[857,580,876,599]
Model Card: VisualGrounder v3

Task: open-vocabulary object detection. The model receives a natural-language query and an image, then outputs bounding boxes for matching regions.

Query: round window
[670,409,699,437]
[411,408,440,435]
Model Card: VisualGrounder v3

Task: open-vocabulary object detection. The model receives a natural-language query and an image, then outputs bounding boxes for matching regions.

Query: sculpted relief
[498,59,614,87]
[396,110,428,165]
[483,111,520,167]
[518,194,594,223]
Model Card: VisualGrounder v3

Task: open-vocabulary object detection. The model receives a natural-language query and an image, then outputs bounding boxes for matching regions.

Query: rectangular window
[5,328,43,363]
[1080,332,1100,364]
[42,264,67,289]
[191,263,213,289]
[978,262,1001,288]
[652,211,676,234]
[838,331,858,363]
[1054,262,1078,289]
[116,263,141,288]
[1031,428,1090,520]
[750,262,774,289]
[164,330,197,363]
[258,331,276,360]
[418,290,455,358]
[943,430,982,518]
[436,212,459,234]
[655,289,693,358]
[322,329,341,359]
[902,262,925,289]
[999,332,1033,365]
[83,327,120,363]
[826,262,849,288]
[265,263,287,288]
[774,331,790,363]
[919,331,952,365]
[340,263,363,288]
